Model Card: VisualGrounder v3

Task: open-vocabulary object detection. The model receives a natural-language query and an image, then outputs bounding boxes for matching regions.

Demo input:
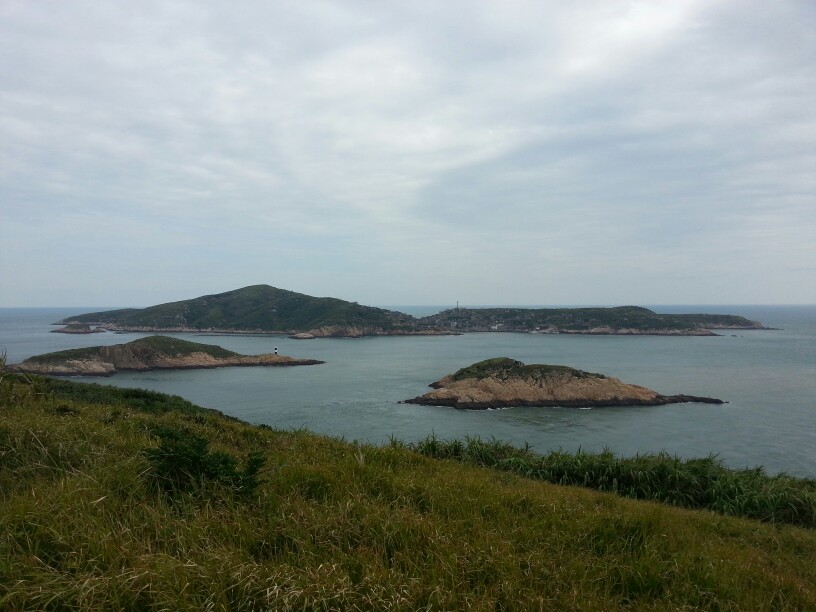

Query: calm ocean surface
[2,305,814,478]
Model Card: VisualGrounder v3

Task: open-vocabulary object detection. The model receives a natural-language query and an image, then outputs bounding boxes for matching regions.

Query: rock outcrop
[404,358,724,409]
[51,324,105,334]
[298,326,455,338]
[12,336,324,377]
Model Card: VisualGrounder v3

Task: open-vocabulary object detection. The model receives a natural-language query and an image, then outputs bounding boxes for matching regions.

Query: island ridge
[57,285,769,337]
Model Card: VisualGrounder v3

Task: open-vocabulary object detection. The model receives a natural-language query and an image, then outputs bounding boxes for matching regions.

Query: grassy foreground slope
[1,374,815,610]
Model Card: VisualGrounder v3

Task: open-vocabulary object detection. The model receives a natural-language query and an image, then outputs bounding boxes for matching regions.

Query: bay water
[2,305,814,478]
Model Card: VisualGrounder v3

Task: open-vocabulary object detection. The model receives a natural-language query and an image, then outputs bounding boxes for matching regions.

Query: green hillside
[24,336,240,365]
[447,357,603,382]
[420,305,765,333]
[1,371,815,609]
[60,286,767,336]
[61,285,417,332]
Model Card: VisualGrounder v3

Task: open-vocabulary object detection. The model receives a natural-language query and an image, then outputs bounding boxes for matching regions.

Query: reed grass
[408,435,816,528]
[1,372,815,610]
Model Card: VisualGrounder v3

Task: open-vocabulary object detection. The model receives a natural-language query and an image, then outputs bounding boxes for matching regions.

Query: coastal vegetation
[1,371,815,609]
[58,285,767,336]
[409,435,816,528]
[60,285,418,334]
[420,305,766,334]
[446,357,601,382]
[13,335,323,376]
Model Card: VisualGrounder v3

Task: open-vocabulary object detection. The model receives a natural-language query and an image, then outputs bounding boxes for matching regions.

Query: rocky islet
[404,358,724,409]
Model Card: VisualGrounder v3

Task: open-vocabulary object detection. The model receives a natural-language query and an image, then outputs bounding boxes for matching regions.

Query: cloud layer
[2,0,814,306]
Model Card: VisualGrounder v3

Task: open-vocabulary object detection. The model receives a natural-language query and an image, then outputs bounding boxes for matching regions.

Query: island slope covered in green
[418,305,767,335]
[1,372,814,609]
[59,285,429,337]
[59,285,768,337]
[13,335,323,376]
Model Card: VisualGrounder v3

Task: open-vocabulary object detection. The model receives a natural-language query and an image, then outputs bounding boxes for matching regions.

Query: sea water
[1,306,814,478]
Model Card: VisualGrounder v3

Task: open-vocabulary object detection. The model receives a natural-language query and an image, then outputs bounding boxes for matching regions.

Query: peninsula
[405,357,724,409]
[51,323,105,334]
[57,285,768,337]
[12,336,324,376]
[418,305,768,335]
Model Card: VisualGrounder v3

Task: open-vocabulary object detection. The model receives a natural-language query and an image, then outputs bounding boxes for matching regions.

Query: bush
[144,426,264,497]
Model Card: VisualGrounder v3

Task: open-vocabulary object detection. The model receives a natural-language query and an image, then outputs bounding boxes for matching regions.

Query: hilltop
[12,335,323,376]
[405,357,724,409]
[1,372,814,609]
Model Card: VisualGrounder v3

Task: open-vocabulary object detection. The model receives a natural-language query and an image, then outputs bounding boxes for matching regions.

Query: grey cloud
[1,0,814,306]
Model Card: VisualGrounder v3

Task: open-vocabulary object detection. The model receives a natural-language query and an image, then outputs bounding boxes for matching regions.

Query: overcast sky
[1,0,814,308]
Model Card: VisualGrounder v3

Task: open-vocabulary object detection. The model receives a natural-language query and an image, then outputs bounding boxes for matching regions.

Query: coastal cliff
[405,357,723,409]
[12,336,324,377]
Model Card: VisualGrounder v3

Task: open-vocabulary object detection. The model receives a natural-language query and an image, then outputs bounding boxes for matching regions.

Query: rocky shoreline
[55,321,762,338]
[287,326,457,339]
[62,323,455,339]
[404,394,725,410]
[14,354,325,377]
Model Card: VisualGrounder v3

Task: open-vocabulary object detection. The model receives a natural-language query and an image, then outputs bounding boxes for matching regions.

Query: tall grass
[2,373,816,609]
[409,435,816,527]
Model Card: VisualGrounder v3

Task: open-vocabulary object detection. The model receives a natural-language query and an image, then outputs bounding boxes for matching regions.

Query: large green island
[419,305,768,335]
[57,285,768,337]
[405,358,724,409]
[57,285,437,338]
[12,336,324,376]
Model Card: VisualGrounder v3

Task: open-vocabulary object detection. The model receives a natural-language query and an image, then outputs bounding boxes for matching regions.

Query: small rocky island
[405,357,724,409]
[12,336,324,376]
[51,323,105,334]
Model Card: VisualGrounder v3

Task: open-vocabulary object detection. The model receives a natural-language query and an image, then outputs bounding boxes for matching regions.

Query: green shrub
[144,426,264,497]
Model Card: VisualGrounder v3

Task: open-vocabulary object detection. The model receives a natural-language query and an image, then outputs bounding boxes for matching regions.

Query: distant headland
[12,336,324,377]
[56,285,769,338]
[51,323,105,334]
[404,357,725,409]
